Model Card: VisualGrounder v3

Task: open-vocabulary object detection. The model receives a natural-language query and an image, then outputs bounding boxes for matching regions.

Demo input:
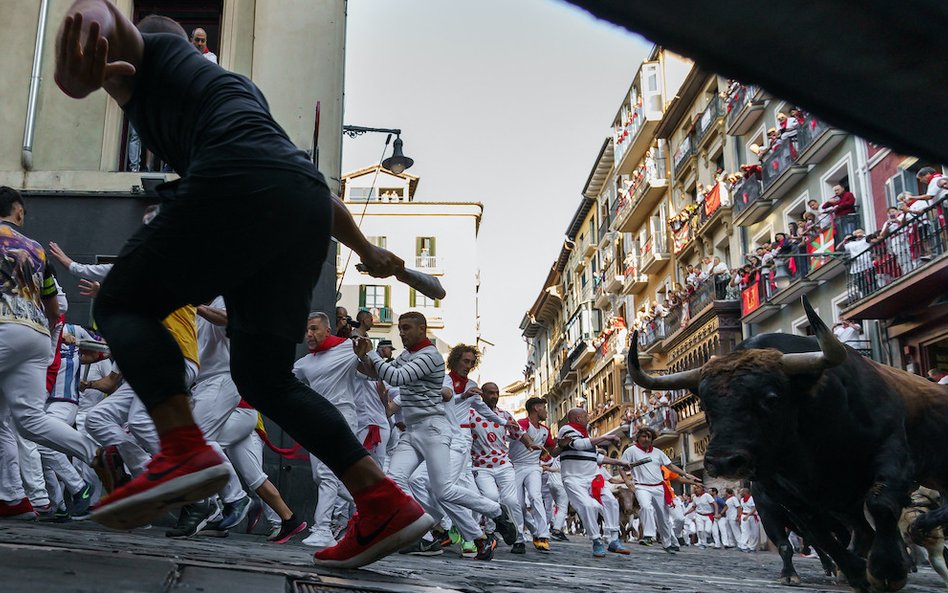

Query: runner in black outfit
[53,1,434,568]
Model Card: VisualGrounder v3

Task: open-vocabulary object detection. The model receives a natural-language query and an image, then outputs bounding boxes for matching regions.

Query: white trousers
[0,324,96,465]
[388,414,498,541]
[218,408,268,491]
[310,453,352,535]
[711,516,728,547]
[514,464,549,539]
[740,517,761,550]
[0,412,27,502]
[190,373,244,504]
[411,434,482,539]
[667,504,685,539]
[546,472,568,531]
[474,463,524,542]
[357,423,391,469]
[16,430,50,507]
[725,517,741,547]
[39,401,85,508]
[693,513,714,545]
[634,484,675,547]
[562,473,618,543]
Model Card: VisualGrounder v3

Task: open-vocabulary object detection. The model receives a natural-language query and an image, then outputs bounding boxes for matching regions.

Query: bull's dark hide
[564,0,948,163]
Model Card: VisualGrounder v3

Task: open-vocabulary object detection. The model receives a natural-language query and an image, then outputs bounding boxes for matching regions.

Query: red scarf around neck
[567,421,589,438]
[742,495,751,503]
[448,370,467,394]
[310,335,347,354]
[635,442,654,454]
[408,338,433,353]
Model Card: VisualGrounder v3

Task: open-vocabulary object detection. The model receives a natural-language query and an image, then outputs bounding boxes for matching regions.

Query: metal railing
[632,154,668,203]
[796,116,830,155]
[725,84,760,128]
[638,319,667,349]
[415,255,441,269]
[846,198,947,305]
[695,94,724,145]
[370,306,393,325]
[761,138,799,189]
[672,133,694,177]
[732,176,763,216]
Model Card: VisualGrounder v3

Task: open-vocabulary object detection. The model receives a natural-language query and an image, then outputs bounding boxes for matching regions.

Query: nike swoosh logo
[355,512,397,546]
[146,461,187,481]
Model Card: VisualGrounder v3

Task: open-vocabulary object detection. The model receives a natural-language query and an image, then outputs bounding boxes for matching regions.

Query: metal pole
[22,0,50,171]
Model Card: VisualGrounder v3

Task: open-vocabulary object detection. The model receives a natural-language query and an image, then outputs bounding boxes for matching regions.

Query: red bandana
[591,473,605,504]
[742,495,751,503]
[448,370,467,394]
[408,338,433,353]
[310,335,347,354]
[567,422,589,438]
[635,443,654,454]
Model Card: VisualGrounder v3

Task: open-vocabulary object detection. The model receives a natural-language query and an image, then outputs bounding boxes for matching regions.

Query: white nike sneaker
[302,529,337,549]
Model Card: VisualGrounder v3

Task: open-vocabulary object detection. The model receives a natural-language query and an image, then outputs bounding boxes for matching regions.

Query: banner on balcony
[807,226,835,270]
[741,283,761,316]
[672,221,691,254]
[704,183,722,217]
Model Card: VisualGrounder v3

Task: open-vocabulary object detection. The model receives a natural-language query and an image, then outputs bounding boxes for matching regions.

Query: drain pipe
[22,0,51,171]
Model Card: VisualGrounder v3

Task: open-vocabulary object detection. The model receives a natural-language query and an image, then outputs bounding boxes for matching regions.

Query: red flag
[807,226,835,270]
[741,284,760,316]
[704,183,722,216]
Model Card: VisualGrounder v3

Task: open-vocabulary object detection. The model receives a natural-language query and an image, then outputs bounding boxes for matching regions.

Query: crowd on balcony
[632,255,734,336]
[617,390,677,434]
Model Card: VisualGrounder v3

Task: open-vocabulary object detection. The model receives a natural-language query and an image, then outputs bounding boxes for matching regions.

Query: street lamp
[771,252,848,290]
[342,125,414,174]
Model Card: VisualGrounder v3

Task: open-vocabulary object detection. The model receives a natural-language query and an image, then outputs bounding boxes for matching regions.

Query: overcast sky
[342,0,650,386]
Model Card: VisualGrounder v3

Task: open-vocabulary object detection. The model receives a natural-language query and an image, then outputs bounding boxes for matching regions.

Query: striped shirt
[556,424,602,478]
[367,345,444,424]
[48,323,95,403]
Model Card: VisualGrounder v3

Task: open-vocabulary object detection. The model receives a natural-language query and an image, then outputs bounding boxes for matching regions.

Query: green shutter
[409,288,416,308]
[384,285,391,307]
[358,285,366,307]
[415,237,423,256]
[429,237,436,257]
[434,298,441,308]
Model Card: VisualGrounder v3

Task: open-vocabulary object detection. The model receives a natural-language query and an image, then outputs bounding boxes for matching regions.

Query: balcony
[589,404,626,439]
[637,319,668,353]
[582,237,597,258]
[672,392,706,432]
[598,216,613,245]
[695,182,731,238]
[615,153,668,233]
[725,84,766,136]
[640,234,671,274]
[760,138,808,203]
[623,268,649,294]
[415,255,443,275]
[671,133,695,180]
[795,115,847,166]
[594,277,611,310]
[843,199,948,320]
[731,176,771,227]
[614,106,662,177]
[606,271,625,294]
[694,94,725,150]
[661,277,738,346]
[368,306,393,326]
[413,307,443,328]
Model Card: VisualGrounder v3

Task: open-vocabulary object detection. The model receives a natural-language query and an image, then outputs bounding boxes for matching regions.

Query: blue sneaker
[218,496,252,530]
[608,539,631,555]
[593,539,606,558]
[70,482,94,519]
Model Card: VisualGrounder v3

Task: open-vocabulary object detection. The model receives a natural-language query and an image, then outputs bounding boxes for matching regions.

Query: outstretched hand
[47,242,74,268]
[55,13,135,99]
[352,336,373,358]
[78,279,100,298]
[356,245,404,279]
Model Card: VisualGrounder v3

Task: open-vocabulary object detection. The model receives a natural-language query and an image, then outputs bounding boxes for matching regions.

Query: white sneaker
[302,529,337,549]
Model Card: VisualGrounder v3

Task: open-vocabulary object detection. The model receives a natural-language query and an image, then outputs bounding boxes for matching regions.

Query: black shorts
[99,170,332,343]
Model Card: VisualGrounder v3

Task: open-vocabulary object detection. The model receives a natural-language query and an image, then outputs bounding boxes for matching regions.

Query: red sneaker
[90,445,228,530]
[0,498,37,520]
[92,445,131,493]
[313,478,435,569]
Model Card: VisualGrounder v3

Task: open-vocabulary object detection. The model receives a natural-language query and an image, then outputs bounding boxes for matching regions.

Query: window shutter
[415,237,423,256]
[429,237,436,257]
[434,298,441,308]
[384,285,391,307]
[358,285,366,307]
[409,288,416,308]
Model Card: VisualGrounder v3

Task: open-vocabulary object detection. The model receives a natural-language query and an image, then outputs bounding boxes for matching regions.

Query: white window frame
[818,153,854,199]
[751,224,775,248]
[792,306,819,336]
[782,191,810,227]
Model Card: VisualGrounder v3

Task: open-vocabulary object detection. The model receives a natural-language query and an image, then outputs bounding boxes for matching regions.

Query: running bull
[627,296,948,592]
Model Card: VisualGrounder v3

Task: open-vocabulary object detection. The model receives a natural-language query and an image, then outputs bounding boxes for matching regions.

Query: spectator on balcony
[879,206,913,275]
[823,184,858,235]
[902,168,948,258]
[806,199,833,230]
[711,256,728,277]
[789,107,806,126]
[760,128,782,158]
[832,320,863,347]
[841,229,874,295]
[776,112,799,141]
[905,167,948,207]
[191,28,217,64]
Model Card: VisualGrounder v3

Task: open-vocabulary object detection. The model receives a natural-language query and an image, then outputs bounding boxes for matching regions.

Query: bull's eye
[758,391,779,412]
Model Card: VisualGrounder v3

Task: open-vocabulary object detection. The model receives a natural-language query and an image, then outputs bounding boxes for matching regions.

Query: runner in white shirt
[355,312,516,561]
[541,456,569,541]
[723,488,741,550]
[621,427,698,551]
[737,487,760,552]
[683,484,718,548]
[469,381,538,554]
[556,407,632,558]
[293,312,361,550]
[509,396,558,551]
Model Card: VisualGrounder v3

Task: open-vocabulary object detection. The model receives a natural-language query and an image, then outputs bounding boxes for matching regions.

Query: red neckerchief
[408,338,433,353]
[591,473,605,504]
[567,422,589,438]
[635,442,654,454]
[448,370,467,394]
[310,335,346,354]
[742,495,751,503]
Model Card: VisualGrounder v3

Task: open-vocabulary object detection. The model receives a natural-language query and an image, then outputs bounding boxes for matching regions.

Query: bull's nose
[704,450,752,477]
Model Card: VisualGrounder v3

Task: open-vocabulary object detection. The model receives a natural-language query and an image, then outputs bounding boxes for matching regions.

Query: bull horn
[780,296,848,374]
[627,331,701,390]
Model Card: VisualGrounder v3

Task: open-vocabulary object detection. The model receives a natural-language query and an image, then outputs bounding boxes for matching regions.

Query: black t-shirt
[123,33,324,184]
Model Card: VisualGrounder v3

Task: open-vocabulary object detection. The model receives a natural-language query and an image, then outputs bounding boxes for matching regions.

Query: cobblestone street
[0,521,943,593]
